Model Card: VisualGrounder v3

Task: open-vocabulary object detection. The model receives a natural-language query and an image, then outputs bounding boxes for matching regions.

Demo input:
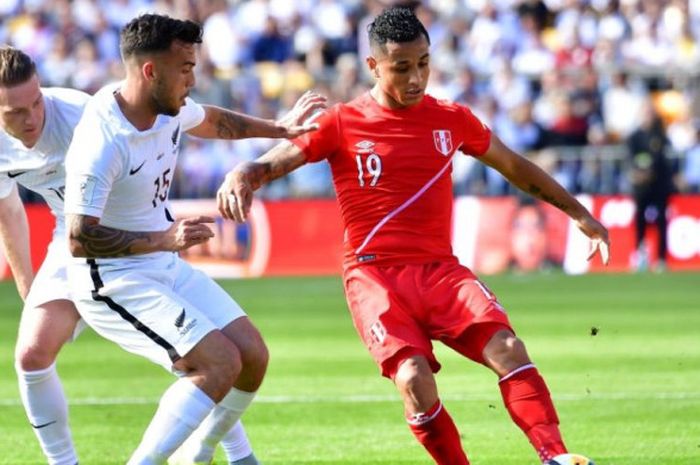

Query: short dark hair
[120,14,203,59]
[0,46,36,87]
[368,7,430,49]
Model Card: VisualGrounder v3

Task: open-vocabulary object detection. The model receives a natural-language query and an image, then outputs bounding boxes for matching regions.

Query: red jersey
[292,92,491,268]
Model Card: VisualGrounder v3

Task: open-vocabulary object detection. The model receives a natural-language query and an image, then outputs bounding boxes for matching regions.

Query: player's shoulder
[423,94,470,114]
[78,83,124,133]
[334,93,373,118]
[42,87,91,108]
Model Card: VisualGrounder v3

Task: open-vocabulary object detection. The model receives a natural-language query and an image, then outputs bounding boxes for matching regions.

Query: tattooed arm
[479,134,610,264]
[187,91,326,140]
[217,141,306,223]
[67,214,215,258]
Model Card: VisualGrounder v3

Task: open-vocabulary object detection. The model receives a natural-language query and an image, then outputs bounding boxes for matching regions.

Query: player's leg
[68,259,241,465]
[482,328,567,462]
[169,264,268,464]
[389,353,469,465]
[220,421,261,465]
[446,328,567,464]
[432,262,567,463]
[344,265,469,465]
[15,299,81,465]
[129,330,241,465]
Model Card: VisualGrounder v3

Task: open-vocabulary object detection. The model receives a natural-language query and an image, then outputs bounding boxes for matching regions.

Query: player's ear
[366,56,379,79]
[142,61,156,81]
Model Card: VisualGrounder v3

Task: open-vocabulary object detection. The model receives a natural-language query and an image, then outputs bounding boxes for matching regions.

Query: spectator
[626,103,673,271]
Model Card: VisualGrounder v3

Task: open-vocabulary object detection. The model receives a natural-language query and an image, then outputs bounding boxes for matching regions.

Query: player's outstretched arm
[187,91,326,140]
[480,134,610,265]
[0,185,34,299]
[67,213,215,258]
[217,141,306,223]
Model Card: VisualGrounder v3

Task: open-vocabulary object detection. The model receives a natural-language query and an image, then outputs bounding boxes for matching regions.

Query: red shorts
[343,260,513,378]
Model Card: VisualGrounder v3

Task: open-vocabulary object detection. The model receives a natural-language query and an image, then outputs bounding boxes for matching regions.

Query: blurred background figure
[626,102,673,272]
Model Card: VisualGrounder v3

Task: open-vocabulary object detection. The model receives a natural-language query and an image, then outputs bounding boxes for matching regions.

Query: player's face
[150,40,196,116]
[0,74,45,148]
[367,36,430,109]
[511,205,548,272]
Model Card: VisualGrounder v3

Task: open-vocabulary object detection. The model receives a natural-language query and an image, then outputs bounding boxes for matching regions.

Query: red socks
[499,364,567,462]
[407,400,470,465]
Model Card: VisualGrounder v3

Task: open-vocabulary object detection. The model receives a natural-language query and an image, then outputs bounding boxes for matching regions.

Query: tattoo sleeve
[69,215,156,258]
[215,110,252,139]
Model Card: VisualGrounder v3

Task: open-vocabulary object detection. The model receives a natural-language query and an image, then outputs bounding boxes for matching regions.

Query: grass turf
[0,272,698,464]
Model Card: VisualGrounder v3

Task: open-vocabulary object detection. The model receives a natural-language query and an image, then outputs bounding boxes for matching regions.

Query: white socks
[221,421,253,461]
[177,387,257,463]
[128,378,215,465]
[16,363,78,465]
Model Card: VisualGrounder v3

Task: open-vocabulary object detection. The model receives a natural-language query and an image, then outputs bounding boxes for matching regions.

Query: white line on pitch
[0,392,698,407]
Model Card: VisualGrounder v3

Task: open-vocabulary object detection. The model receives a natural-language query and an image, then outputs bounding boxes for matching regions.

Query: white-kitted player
[0,45,86,465]
[0,46,268,465]
[63,14,325,465]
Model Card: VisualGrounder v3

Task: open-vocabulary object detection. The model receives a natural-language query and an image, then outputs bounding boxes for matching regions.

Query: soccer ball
[547,453,595,465]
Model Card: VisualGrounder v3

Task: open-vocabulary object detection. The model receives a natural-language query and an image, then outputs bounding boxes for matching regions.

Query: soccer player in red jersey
[217,7,610,465]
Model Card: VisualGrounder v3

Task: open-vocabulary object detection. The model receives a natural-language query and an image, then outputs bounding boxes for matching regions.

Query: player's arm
[0,185,33,299]
[187,91,326,140]
[217,141,306,222]
[66,213,215,258]
[480,134,610,264]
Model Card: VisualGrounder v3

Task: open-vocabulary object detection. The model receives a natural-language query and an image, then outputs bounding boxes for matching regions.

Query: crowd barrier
[2,195,699,280]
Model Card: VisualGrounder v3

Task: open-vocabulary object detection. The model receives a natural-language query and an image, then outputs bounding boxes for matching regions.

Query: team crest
[433,130,453,156]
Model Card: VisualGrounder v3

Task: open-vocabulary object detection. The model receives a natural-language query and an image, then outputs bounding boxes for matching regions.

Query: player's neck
[114,82,158,131]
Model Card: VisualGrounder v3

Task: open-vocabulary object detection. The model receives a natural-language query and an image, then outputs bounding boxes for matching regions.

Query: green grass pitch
[1,272,698,464]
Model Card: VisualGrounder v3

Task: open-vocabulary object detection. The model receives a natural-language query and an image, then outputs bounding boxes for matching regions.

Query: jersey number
[355,153,382,187]
[152,169,171,208]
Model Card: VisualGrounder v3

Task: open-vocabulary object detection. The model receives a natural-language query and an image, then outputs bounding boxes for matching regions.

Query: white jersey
[64,83,205,256]
[0,87,89,237]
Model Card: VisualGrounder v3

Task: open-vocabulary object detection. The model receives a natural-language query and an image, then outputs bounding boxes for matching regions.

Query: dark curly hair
[120,14,202,59]
[367,7,430,49]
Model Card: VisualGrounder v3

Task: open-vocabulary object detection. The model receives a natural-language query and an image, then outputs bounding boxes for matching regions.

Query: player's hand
[575,215,610,265]
[217,171,253,223]
[163,216,215,251]
[275,90,327,138]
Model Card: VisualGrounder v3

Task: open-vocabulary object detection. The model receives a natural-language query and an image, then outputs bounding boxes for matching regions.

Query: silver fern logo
[174,309,186,329]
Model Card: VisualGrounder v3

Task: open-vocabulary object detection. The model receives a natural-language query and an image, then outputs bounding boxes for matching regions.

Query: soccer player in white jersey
[0,45,86,465]
[63,14,325,465]
[0,45,272,465]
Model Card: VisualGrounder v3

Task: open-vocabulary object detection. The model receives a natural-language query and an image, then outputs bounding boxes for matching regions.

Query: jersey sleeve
[64,119,124,219]
[290,105,340,163]
[459,105,492,157]
[178,97,206,131]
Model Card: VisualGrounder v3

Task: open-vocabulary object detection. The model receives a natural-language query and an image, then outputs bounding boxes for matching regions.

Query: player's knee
[194,334,243,390]
[241,335,269,376]
[246,342,269,385]
[394,357,433,399]
[483,331,530,374]
[14,342,59,372]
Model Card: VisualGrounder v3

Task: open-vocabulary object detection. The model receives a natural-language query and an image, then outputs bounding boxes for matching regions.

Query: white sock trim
[15,362,58,382]
[499,363,536,383]
[406,402,443,426]
[219,387,256,412]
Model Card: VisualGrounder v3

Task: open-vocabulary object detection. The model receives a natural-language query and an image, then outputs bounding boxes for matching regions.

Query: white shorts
[67,252,244,371]
[24,237,86,342]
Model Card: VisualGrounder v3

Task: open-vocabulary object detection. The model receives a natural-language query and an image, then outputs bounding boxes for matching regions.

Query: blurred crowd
[3,0,700,199]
